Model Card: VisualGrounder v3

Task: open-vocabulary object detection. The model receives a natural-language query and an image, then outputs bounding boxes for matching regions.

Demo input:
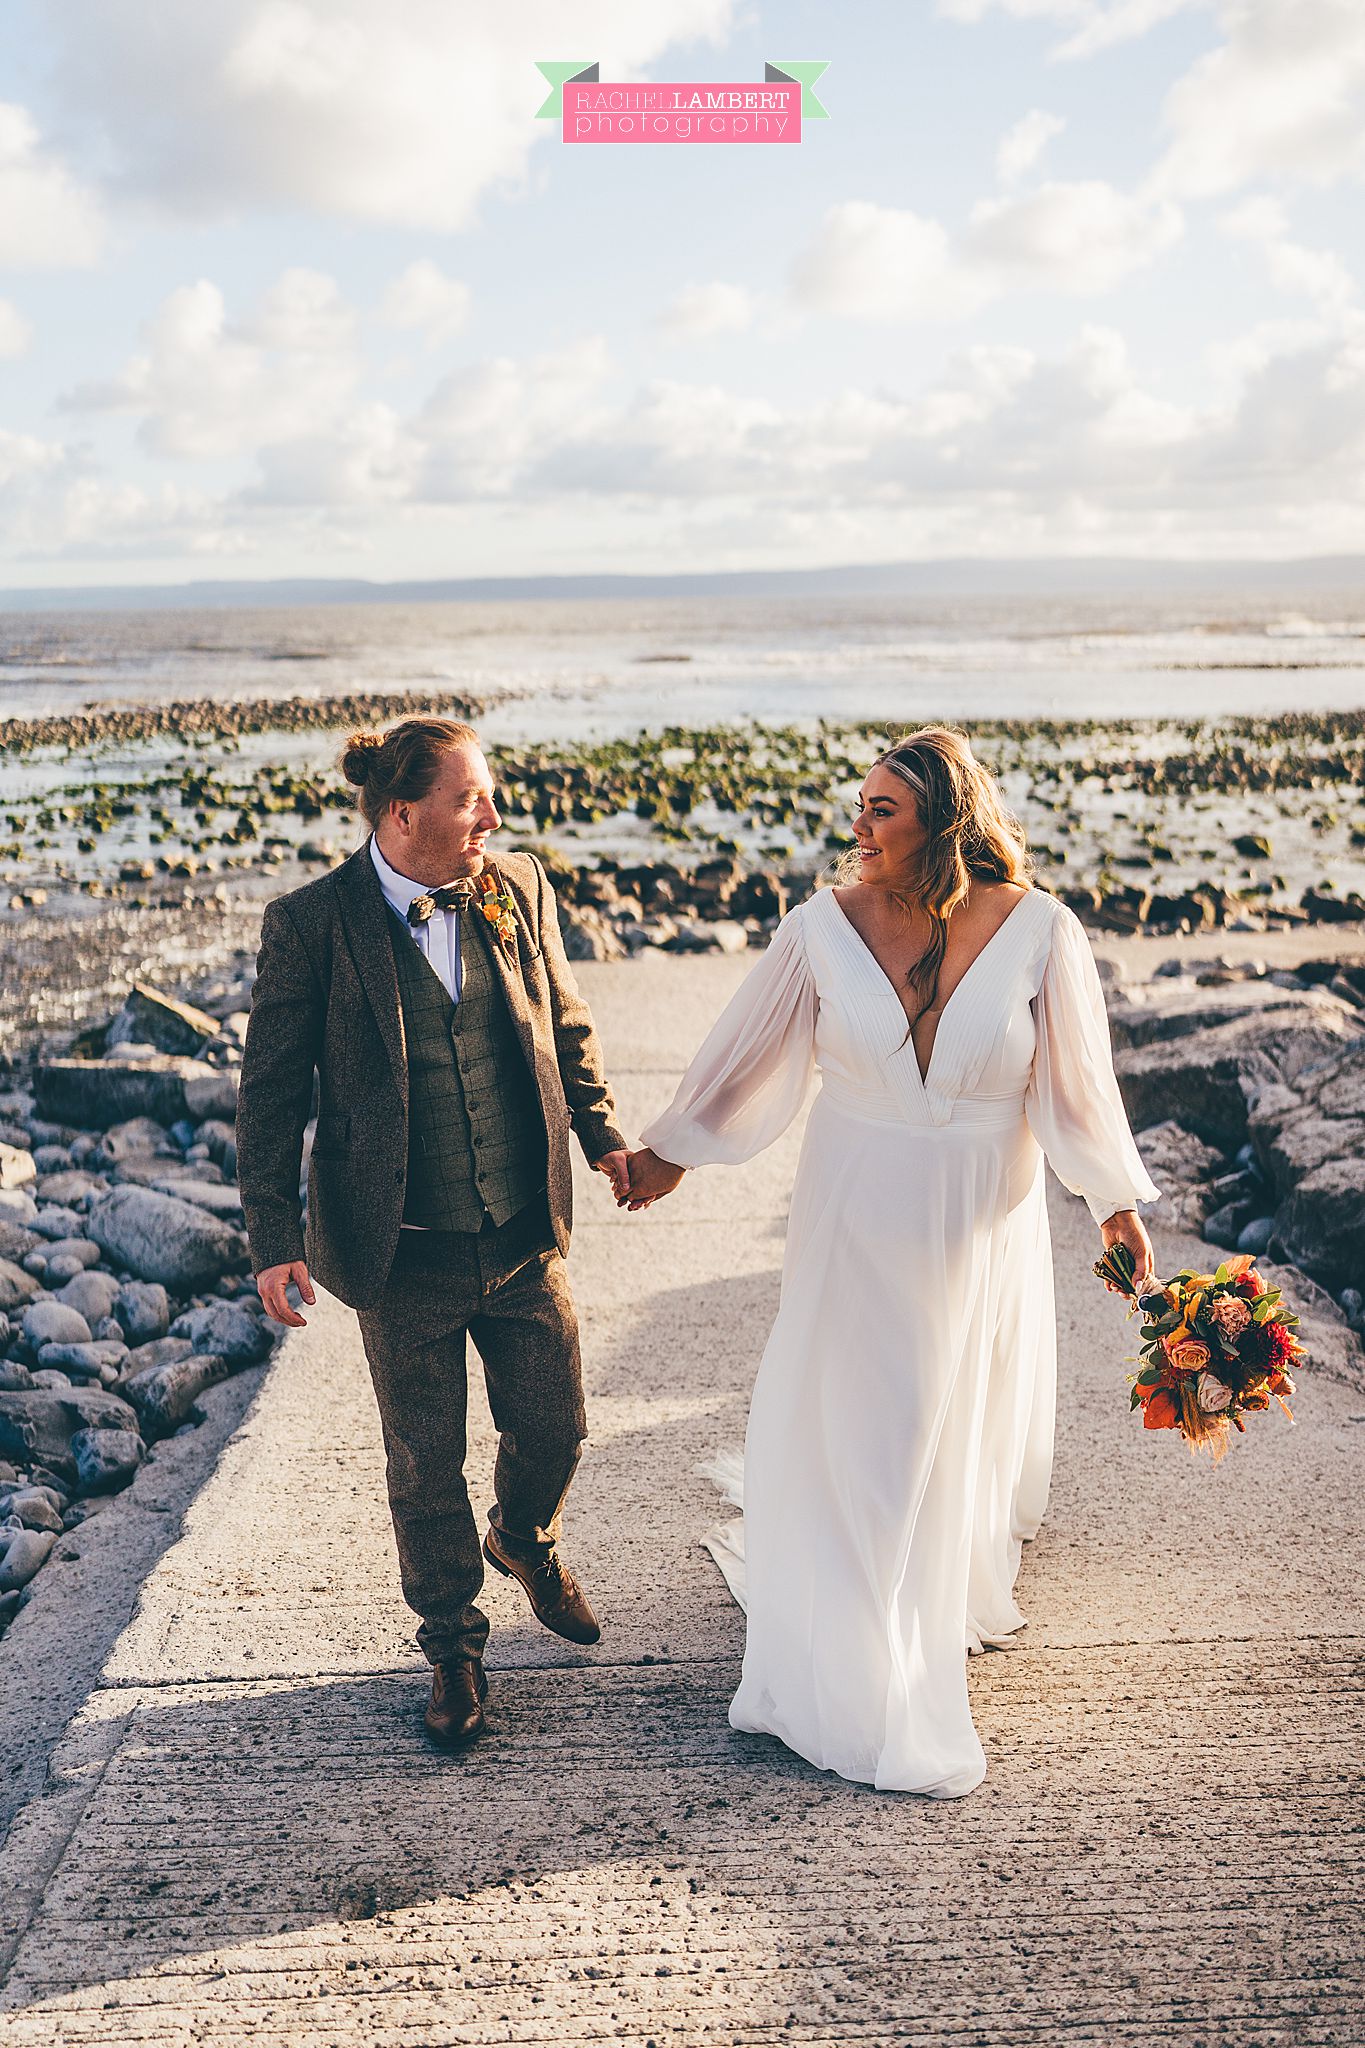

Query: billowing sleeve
[1024,903,1161,1227]
[639,907,818,1167]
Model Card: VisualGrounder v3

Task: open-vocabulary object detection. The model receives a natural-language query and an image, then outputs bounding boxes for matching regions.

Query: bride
[622,727,1159,1798]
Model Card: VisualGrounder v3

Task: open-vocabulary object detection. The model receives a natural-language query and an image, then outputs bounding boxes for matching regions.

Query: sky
[0,0,1363,587]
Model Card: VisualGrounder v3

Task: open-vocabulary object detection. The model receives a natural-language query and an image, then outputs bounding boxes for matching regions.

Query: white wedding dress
[639,884,1159,1798]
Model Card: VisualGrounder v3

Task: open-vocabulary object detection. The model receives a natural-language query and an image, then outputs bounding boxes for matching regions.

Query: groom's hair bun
[340,716,481,827]
[341,731,385,786]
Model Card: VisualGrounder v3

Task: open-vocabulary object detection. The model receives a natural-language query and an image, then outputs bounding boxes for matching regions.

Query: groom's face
[389,741,501,882]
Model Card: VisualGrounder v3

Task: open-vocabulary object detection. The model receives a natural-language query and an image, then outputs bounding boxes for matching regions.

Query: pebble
[0,1491,63,1533]
[114,1280,171,1345]
[56,1270,121,1322]
[0,1528,56,1591]
[0,1257,40,1310]
[0,1361,34,1392]
[1237,1216,1276,1255]
[22,1300,93,1349]
[30,1369,73,1390]
[27,1206,87,1242]
[45,1238,100,1270]
[36,1340,129,1383]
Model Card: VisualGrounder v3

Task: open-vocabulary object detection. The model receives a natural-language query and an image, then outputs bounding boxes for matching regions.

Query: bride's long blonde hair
[835,725,1032,1030]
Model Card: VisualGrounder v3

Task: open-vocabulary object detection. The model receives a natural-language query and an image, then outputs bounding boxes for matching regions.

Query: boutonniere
[479,870,519,954]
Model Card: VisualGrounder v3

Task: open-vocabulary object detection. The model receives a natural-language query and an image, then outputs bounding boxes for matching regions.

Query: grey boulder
[56,1270,121,1323]
[0,1528,56,1592]
[170,1300,271,1365]
[34,1056,238,1132]
[0,1258,40,1311]
[97,1115,175,1164]
[88,1186,247,1291]
[71,1427,144,1494]
[36,1340,129,1383]
[114,1279,171,1345]
[106,981,220,1057]
[0,1387,140,1480]
[150,1177,243,1220]
[123,1351,229,1433]
[22,1300,93,1349]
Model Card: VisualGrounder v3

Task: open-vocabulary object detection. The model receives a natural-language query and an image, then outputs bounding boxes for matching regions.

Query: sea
[2,587,1365,743]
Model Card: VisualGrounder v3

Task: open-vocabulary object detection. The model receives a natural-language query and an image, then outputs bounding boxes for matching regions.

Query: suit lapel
[333,840,407,1104]
[469,861,539,1078]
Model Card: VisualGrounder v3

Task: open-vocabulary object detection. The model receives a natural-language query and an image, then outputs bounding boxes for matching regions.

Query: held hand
[1099,1209,1154,1298]
[256,1260,316,1328]
[620,1146,686,1212]
[592,1150,632,1202]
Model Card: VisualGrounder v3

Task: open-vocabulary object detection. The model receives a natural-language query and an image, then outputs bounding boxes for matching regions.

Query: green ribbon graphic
[535,62,598,119]
[764,61,831,119]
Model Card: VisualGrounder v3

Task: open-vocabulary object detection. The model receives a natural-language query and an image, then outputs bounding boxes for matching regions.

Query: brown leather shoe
[483,1530,601,1645]
[424,1658,488,1752]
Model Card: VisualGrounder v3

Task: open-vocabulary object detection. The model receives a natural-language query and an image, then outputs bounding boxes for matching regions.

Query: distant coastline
[3,553,1365,612]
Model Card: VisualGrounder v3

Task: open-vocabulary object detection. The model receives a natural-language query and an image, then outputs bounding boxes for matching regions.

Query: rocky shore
[0,979,282,1636]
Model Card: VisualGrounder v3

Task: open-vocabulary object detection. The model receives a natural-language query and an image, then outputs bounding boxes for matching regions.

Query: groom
[236,717,631,1753]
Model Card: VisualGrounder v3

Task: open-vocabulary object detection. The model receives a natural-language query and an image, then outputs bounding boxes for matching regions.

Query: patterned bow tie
[406,882,474,925]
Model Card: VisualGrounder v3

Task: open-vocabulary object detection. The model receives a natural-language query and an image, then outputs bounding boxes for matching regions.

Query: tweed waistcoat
[387,906,547,1231]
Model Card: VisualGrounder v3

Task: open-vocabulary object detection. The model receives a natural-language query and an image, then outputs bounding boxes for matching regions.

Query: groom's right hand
[256,1260,316,1328]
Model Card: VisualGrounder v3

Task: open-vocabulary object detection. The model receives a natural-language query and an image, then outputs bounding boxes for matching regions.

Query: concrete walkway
[1,952,1362,2046]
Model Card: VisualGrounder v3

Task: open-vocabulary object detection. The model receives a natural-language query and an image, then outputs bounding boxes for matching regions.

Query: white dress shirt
[370,835,464,1004]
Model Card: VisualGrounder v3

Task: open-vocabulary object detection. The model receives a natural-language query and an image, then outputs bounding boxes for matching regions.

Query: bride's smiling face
[852,763,926,884]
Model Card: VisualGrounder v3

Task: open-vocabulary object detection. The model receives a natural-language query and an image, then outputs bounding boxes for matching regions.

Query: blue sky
[0,0,1362,585]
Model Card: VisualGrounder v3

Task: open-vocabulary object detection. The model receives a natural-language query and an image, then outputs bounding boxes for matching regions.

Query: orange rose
[1166,1336,1211,1375]
[1143,1387,1181,1431]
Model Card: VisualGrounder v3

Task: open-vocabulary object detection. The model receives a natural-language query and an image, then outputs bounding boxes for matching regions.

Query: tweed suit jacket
[235,838,628,1309]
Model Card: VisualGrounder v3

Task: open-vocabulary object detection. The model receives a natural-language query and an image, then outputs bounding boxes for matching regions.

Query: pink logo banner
[563,80,801,145]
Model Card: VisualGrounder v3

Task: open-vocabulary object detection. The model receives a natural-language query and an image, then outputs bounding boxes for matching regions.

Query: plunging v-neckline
[829,887,1036,1089]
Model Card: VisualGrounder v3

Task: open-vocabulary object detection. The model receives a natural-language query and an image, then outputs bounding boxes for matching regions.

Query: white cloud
[791,202,993,322]
[378,261,471,344]
[0,103,104,267]
[41,0,736,230]
[60,270,361,461]
[791,181,1182,321]
[0,301,33,359]
[1152,0,1365,197]
[938,0,1201,60]
[12,312,1365,560]
[996,110,1066,186]
[657,282,756,338]
[0,428,68,490]
[1221,197,1356,313]
[414,335,614,500]
[966,180,1183,289]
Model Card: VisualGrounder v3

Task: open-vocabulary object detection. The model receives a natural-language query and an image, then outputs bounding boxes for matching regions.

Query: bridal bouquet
[1093,1244,1305,1459]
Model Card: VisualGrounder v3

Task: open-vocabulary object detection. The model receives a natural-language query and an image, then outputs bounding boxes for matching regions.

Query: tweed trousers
[355,1197,587,1667]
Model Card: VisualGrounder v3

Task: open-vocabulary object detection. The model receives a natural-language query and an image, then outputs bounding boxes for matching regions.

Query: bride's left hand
[1099,1208,1155,1296]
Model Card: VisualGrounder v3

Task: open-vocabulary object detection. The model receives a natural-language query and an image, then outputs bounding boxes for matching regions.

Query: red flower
[1266,1320,1298,1367]
[1143,1387,1181,1431]
[1235,1270,1267,1298]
